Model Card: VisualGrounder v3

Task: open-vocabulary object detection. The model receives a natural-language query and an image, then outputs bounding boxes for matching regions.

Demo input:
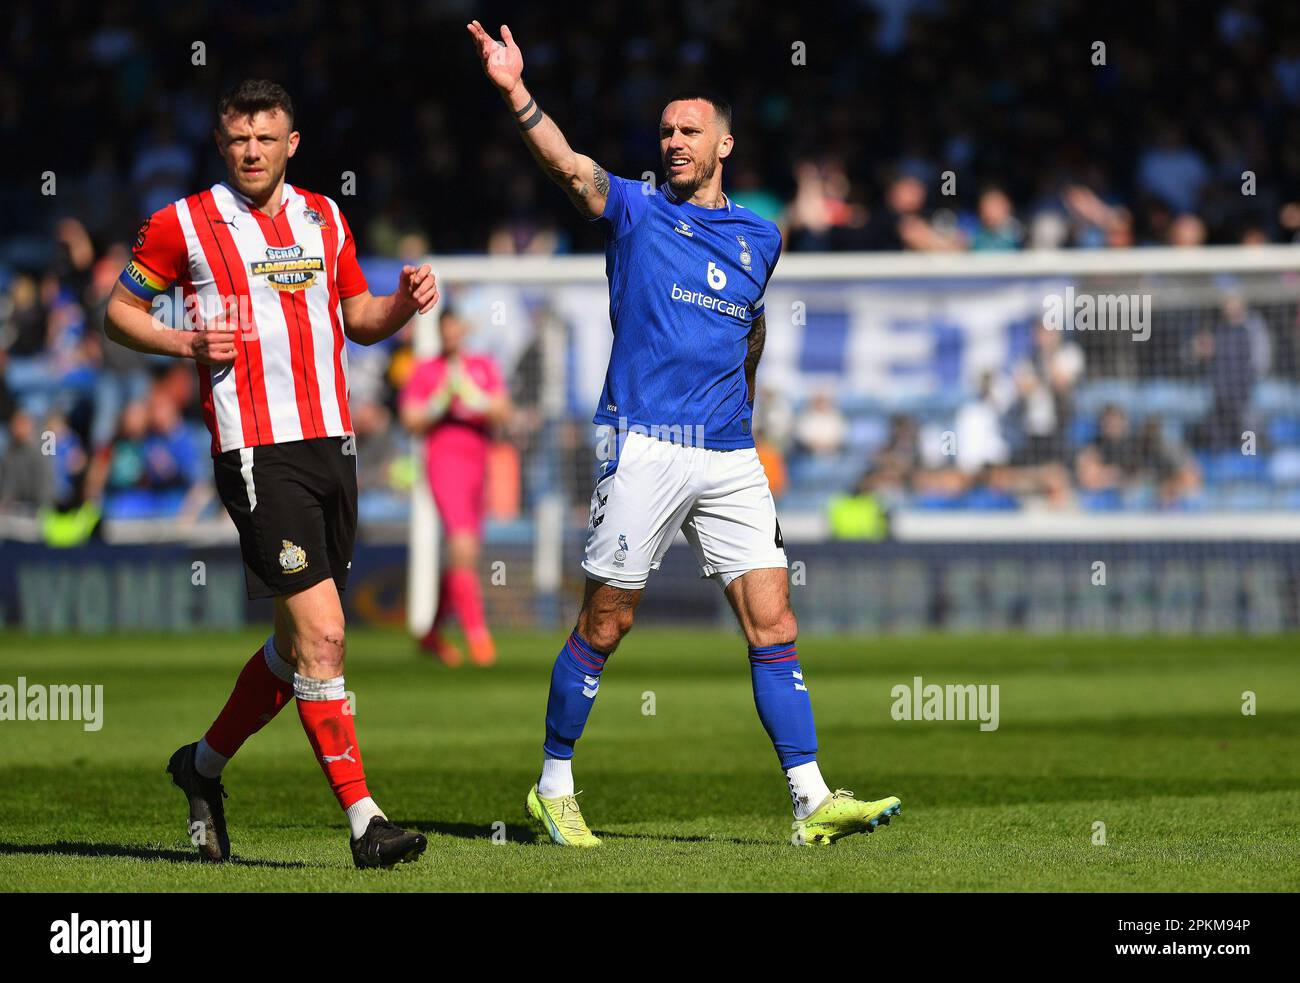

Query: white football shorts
[582,430,788,591]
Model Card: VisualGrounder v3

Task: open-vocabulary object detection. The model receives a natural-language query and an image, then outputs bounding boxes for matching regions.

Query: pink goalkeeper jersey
[401,352,504,454]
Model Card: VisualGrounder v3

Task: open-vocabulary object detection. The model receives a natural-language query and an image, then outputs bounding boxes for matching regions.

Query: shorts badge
[279,540,308,574]
[613,533,629,568]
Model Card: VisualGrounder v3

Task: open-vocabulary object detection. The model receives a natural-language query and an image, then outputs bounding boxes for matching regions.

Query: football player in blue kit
[468,20,901,847]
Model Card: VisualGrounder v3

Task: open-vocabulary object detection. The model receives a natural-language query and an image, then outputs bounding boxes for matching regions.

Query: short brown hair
[216,79,294,128]
[665,90,732,132]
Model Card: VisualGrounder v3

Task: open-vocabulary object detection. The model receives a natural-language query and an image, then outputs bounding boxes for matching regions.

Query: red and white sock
[196,636,296,778]
[293,673,384,838]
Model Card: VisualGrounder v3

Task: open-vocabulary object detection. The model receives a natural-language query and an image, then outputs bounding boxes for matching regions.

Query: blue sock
[749,641,818,769]
[543,630,609,759]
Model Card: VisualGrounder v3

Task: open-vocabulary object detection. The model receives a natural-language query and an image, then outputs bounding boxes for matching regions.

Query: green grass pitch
[2,628,1298,891]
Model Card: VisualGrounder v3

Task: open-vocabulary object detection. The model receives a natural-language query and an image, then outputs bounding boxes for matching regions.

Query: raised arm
[467,20,609,219]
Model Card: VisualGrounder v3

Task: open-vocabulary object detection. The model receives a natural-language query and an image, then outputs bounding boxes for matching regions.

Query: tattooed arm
[467,20,611,219]
[745,311,766,404]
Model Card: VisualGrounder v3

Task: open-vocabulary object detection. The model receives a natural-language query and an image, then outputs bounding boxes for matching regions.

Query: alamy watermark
[595,418,709,460]
[1043,286,1151,341]
[890,675,1000,731]
[0,677,104,731]
[49,913,150,963]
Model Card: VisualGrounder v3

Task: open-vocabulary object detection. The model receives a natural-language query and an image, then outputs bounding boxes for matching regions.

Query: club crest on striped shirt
[279,540,308,574]
[249,244,324,292]
[302,207,328,228]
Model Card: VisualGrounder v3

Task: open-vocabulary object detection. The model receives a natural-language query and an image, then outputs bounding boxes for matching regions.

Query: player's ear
[717,133,734,161]
[287,130,300,158]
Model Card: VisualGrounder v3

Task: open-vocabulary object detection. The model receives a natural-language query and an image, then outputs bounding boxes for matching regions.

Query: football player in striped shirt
[104,80,435,868]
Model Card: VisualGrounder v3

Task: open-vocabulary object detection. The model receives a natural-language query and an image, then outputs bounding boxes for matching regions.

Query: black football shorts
[213,436,358,600]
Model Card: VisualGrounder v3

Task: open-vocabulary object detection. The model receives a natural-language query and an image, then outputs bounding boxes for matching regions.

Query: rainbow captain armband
[119,259,169,299]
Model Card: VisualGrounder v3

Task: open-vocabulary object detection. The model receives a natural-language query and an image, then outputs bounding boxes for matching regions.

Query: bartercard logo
[669,282,749,320]
[50,913,151,963]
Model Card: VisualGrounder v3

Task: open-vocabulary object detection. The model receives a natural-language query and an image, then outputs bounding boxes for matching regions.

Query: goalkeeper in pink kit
[400,309,511,667]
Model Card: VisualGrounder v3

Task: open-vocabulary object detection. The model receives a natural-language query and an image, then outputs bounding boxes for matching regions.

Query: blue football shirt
[591,176,782,450]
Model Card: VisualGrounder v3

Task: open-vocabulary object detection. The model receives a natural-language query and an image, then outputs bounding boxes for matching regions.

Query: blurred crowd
[752,291,1298,534]
[7,1,1300,261]
[5,0,1300,534]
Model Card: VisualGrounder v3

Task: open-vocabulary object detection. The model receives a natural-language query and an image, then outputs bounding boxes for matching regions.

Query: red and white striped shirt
[120,181,368,455]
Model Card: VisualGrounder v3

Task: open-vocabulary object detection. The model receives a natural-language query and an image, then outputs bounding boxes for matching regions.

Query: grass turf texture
[1,629,1298,892]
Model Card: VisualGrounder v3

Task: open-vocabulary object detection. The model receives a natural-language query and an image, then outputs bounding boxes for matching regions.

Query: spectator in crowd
[84,389,205,519]
[0,348,16,433]
[352,400,408,521]
[954,371,1009,475]
[752,385,793,500]
[88,250,154,450]
[1191,294,1261,449]
[1062,184,1136,249]
[1137,124,1211,215]
[1008,321,1084,467]
[131,115,196,218]
[969,186,1022,251]
[874,414,923,489]
[1136,417,1203,507]
[0,408,55,513]
[860,174,963,252]
[1076,404,1143,495]
[1167,212,1208,247]
[43,410,88,509]
[1077,406,1202,507]
[784,159,867,251]
[793,390,848,458]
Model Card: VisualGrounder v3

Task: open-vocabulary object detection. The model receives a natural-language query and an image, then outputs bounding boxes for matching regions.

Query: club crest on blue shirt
[737,235,753,271]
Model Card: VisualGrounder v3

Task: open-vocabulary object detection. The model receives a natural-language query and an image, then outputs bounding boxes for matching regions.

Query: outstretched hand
[400,263,439,315]
[467,20,524,95]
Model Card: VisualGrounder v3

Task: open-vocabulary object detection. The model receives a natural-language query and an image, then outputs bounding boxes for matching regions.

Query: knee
[577,606,634,654]
[747,605,798,649]
[294,619,347,676]
[448,533,478,569]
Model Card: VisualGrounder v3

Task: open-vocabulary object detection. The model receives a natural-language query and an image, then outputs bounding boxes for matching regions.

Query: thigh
[683,447,787,588]
[429,466,485,537]
[582,432,699,590]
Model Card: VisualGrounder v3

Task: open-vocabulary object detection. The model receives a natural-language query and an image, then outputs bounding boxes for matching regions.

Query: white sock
[538,757,574,798]
[194,738,228,779]
[786,761,832,819]
[262,635,295,682]
[345,796,385,839]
